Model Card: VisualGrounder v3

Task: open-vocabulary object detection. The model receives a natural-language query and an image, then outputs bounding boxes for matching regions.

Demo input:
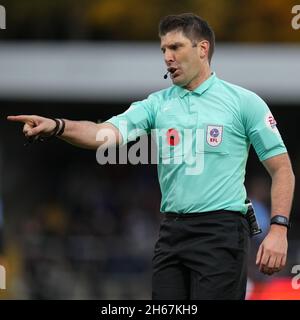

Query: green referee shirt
[106,72,287,214]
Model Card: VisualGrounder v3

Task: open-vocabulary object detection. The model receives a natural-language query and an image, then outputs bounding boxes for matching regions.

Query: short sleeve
[242,92,287,161]
[105,94,157,145]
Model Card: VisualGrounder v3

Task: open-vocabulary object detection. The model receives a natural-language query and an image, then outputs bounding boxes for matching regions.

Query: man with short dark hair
[159,13,215,64]
[8,13,295,299]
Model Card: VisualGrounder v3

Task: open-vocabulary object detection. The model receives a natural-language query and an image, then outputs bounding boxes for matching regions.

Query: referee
[8,13,295,299]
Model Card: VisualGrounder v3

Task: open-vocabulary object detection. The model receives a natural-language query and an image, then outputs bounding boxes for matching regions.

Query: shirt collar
[176,72,217,98]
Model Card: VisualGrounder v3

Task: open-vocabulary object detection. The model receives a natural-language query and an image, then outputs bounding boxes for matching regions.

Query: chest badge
[206,125,223,147]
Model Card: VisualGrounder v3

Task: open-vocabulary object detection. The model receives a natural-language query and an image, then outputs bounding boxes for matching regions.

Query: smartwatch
[270,215,291,229]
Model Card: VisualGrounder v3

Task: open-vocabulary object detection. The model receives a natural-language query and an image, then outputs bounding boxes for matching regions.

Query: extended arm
[7,115,122,150]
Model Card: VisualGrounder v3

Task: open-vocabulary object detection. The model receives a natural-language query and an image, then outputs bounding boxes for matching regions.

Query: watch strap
[270,215,291,229]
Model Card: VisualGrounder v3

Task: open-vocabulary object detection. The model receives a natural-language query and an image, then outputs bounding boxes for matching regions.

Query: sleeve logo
[265,112,279,134]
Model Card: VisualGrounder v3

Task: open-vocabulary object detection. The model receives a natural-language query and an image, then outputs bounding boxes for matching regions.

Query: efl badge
[265,111,279,134]
[206,125,223,147]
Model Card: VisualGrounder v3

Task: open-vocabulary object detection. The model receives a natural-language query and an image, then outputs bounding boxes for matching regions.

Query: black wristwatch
[270,215,291,229]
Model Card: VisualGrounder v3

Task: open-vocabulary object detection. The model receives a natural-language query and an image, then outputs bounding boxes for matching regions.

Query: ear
[198,40,210,60]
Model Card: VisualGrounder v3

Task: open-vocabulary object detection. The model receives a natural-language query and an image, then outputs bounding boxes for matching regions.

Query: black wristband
[42,118,60,140]
[270,215,291,229]
[57,119,65,136]
[51,119,61,136]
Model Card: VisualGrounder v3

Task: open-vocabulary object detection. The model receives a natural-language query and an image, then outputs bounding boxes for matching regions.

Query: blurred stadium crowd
[1,111,162,298]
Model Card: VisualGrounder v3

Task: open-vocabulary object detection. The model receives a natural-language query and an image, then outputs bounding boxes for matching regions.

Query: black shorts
[152,210,250,300]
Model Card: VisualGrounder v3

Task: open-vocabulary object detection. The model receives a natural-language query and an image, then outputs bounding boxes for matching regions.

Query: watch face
[271,216,290,228]
[277,216,286,223]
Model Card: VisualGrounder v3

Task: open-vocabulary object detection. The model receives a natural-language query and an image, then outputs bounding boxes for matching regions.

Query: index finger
[7,115,34,124]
